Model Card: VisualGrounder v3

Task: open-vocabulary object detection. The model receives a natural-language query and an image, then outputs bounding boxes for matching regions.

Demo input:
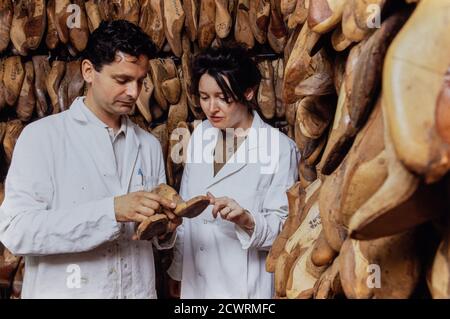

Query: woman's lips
[210,116,224,123]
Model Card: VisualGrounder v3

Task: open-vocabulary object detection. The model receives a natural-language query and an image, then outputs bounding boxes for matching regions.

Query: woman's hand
[207,192,255,234]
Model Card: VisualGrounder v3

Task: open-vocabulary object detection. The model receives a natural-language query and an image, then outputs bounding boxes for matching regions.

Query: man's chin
[115,103,135,114]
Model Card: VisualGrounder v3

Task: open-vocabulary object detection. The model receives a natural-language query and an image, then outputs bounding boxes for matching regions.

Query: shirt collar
[81,97,127,137]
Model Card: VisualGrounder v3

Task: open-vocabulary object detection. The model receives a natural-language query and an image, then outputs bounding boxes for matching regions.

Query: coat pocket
[130,175,159,192]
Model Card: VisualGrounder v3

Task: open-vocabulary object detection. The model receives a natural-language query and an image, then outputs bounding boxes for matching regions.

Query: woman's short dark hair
[82,20,156,71]
[191,45,262,108]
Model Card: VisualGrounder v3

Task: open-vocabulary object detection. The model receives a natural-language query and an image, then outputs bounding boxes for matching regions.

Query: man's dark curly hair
[191,45,262,109]
[82,20,156,71]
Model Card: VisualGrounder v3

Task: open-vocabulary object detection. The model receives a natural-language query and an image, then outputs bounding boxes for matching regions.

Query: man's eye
[116,79,127,84]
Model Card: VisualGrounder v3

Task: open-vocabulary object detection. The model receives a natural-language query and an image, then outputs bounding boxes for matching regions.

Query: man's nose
[126,81,139,99]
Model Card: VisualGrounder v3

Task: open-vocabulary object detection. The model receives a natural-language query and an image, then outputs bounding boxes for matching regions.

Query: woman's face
[198,73,254,131]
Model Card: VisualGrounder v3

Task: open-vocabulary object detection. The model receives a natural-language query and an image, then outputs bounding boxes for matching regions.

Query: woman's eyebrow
[199,90,224,95]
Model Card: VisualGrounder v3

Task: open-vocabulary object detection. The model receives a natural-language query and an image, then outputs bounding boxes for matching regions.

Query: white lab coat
[167,111,299,298]
[0,97,174,298]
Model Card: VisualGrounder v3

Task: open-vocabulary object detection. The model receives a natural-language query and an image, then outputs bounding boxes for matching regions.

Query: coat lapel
[121,118,140,193]
[67,97,122,195]
[205,111,263,189]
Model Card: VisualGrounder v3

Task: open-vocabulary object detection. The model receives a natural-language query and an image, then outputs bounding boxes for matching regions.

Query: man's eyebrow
[112,74,132,79]
[112,74,146,81]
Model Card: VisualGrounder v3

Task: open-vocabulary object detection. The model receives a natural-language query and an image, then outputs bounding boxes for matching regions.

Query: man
[0,20,180,298]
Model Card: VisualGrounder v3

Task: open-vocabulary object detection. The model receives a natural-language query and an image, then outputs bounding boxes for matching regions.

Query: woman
[167,46,299,298]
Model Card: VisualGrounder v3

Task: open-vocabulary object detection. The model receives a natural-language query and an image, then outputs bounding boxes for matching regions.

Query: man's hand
[114,191,176,223]
[155,209,183,241]
[207,192,255,234]
[164,209,183,233]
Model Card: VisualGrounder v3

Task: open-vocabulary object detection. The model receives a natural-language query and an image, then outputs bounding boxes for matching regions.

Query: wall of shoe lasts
[1,0,450,299]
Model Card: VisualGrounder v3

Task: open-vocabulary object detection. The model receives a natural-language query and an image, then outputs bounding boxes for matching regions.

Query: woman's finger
[212,199,227,216]
[219,206,232,218]
[212,201,228,217]
[206,192,216,203]
[226,209,244,221]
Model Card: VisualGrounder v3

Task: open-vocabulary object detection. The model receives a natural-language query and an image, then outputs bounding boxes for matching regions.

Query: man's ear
[244,87,255,101]
[81,59,95,84]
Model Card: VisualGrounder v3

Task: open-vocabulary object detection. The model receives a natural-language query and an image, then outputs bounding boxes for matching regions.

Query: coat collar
[69,96,140,149]
[203,111,266,189]
[68,97,141,194]
[201,110,265,149]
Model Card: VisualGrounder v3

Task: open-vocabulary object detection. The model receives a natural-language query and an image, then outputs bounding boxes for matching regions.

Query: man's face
[83,52,149,116]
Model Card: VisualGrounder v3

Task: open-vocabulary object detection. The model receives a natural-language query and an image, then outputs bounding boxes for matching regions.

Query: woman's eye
[200,96,209,101]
